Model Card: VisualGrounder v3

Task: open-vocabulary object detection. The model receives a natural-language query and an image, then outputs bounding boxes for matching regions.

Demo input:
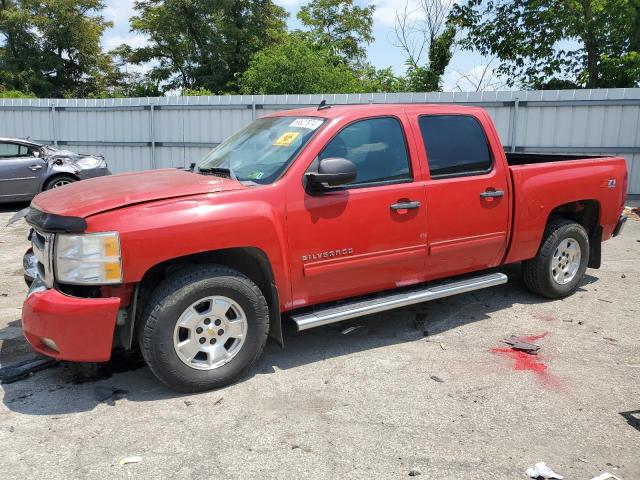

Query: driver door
[0,142,44,199]
[286,115,427,308]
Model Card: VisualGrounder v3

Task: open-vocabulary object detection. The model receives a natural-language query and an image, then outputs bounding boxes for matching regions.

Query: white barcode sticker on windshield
[289,118,323,130]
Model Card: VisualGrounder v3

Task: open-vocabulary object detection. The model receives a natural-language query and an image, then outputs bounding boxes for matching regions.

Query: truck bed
[505,152,603,166]
[503,153,627,266]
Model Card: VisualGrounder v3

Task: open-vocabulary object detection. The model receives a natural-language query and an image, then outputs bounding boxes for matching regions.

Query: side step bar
[291,272,508,331]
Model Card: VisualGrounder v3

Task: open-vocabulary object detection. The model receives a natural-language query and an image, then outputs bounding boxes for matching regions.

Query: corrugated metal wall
[1,89,639,193]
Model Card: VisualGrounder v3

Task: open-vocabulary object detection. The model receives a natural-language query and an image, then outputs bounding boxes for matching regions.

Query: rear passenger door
[410,112,510,280]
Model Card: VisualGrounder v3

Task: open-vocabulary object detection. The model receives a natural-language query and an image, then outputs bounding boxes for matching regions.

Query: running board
[291,272,508,331]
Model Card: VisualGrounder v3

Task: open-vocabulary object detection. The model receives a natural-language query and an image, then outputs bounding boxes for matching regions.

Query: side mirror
[306,157,356,190]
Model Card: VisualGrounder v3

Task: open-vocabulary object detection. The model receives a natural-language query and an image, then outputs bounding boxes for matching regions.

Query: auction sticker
[289,118,323,130]
[273,131,300,146]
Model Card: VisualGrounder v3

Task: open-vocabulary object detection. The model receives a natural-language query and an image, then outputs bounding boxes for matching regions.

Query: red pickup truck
[20,103,628,392]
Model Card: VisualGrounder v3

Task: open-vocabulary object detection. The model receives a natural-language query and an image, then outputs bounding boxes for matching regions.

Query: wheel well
[547,200,600,235]
[43,173,79,190]
[546,199,601,268]
[131,248,283,348]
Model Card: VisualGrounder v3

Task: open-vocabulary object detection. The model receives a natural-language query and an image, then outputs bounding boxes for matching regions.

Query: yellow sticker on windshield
[273,131,300,146]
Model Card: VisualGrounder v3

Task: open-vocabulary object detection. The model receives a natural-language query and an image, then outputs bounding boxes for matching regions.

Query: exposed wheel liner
[139,264,269,392]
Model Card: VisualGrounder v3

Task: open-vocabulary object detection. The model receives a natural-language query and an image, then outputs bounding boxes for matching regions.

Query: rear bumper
[612,215,627,237]
[22,288,120,362]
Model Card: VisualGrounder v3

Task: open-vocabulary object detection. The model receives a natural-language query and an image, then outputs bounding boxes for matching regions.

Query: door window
[418,115,493,178]
[318,117,412,187]
[0,143,31,158]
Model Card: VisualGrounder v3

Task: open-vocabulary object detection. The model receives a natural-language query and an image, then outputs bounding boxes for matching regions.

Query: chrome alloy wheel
[550,238,581,285]
[173,296,247,370]
[50,179,72,188]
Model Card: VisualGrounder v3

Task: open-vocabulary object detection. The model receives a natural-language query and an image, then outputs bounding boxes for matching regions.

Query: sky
[101,0,497,92]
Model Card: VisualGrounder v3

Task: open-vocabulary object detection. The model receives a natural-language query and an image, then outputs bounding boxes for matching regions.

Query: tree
[238,33,362,94]
[0,0,115,97]
[450,0,640,88]
[297,0,374,67]
[123,0,288,94]
[451,58,507,91]
[393,0,457,91]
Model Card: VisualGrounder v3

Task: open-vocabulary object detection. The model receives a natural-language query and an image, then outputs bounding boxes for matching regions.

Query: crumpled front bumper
[21,252,120,362]
[77,166,111,180]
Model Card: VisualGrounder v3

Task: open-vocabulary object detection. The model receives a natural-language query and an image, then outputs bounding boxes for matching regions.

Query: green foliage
[122,0,288,94]
[239,33,362,94]
[0,0,116,97]
[182,87,214,96]
[450,0,640,88]
[297,0,374,66]
[357,66,408,93]
[0,88,35,98]
[405,25,456,92]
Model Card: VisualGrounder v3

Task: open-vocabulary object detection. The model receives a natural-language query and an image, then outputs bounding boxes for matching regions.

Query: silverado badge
[301,248,354,262]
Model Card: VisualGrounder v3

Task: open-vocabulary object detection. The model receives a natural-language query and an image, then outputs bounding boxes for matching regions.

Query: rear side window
[418,115,492,178]
[318,117,411,186]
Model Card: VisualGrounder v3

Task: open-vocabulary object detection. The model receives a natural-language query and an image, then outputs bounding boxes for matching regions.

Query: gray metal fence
[1,89,639,194]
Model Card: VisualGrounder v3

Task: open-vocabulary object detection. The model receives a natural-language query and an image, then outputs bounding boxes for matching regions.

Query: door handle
[480,190,504,198]
[29,165,43,171]
[390,201,421,210]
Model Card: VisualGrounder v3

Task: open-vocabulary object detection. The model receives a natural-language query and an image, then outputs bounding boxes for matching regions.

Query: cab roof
[268,103,480,120]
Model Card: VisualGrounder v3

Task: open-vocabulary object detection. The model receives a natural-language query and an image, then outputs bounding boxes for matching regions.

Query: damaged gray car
[0,137,111,203]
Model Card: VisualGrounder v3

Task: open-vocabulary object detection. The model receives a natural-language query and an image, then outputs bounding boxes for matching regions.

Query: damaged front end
[44,148,110,180]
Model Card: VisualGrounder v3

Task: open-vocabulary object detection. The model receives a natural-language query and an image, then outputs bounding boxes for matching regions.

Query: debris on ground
[590,473,621,480]
[503,335,541,354]
[408,467,422,476]
[94,386,129,404]
[341,325,363,335]
[622,206,640,219]
[430,375,444,383]
[214,397,224,405]
[620,410,640,432]
[184,400,193,406]
[119,456,143,466]
[526,461,564,479]
[0,357,58,384]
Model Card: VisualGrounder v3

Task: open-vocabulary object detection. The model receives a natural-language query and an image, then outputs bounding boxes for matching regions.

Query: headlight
[55,232,122,285]
[75,156,107,169]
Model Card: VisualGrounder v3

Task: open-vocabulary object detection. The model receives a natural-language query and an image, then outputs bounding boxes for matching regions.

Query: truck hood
[32,169,244,218]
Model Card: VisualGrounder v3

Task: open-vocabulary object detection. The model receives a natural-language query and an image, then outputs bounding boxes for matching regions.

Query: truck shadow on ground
[1,264,599,415]
[0,202,30,214]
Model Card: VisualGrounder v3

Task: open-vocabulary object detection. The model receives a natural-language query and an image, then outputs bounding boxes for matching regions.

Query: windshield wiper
[198,166,237,180]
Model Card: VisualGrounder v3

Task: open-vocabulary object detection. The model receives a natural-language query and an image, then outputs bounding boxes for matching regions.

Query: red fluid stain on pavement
[533,313,556,322]
[491,332,565,391]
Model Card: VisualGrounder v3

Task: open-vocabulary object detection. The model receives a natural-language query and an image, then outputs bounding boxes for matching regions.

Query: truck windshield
[197,116,325,184]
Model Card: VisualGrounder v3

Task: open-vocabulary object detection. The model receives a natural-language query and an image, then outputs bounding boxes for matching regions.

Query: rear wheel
[522,219,589,299]
[44,175,76,190]
[139,265,269,392]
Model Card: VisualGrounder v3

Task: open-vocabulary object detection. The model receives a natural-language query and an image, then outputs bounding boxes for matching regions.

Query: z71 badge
[302,248,354,262]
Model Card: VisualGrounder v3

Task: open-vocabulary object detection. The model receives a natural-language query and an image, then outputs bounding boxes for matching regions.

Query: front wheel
[522,219,590,299]
[44,174,76,190]
[139,265,269,392]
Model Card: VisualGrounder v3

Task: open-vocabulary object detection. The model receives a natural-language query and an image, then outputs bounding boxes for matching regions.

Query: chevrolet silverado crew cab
[20,104,628,392]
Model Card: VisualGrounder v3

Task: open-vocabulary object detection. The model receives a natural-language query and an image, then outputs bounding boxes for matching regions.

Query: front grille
[31,228,55,287]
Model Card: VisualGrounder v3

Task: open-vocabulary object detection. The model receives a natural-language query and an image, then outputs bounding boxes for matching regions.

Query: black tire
[43,174,77,190]
[139,265,269,392]
[522,219,590,299]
